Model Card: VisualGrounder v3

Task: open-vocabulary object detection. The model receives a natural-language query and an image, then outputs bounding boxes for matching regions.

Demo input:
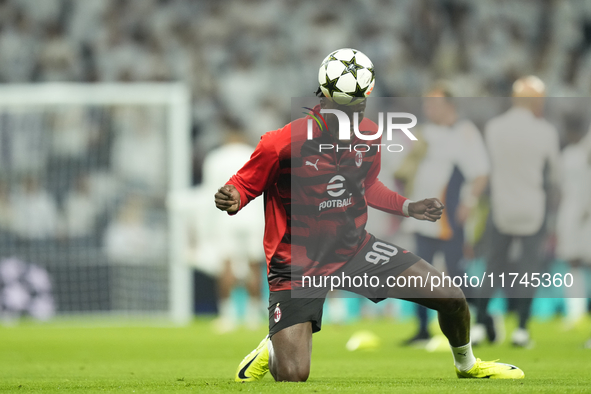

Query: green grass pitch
[1,317,590,393]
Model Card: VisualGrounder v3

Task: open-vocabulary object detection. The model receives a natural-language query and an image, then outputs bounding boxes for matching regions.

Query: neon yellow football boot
[235,335,270,382]
[456,358,524,379]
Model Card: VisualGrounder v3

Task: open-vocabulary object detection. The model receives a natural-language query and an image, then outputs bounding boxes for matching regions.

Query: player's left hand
[408,198,444,222]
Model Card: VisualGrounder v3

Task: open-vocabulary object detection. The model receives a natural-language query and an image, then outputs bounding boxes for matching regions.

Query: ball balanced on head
[318,48,375,105]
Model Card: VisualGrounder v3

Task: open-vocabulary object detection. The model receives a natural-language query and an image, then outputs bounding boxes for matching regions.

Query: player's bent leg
[235,289,319,384]
[269,322,313,382]
[235,335,270,382]
[387,259,469,347]
[387,259,524,379]
[234,326,312,383]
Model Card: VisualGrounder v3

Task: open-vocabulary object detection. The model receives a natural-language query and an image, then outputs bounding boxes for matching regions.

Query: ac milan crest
[273,303,282,323]
[355,151,363,167]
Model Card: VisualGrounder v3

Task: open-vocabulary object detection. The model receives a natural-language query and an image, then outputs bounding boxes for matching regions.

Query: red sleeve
[226,132,279,213]
[365,147,409,216]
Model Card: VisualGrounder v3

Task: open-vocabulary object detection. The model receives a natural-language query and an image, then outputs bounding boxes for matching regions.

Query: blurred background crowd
[3,0,591,153]
[0,0,590,340]
[0,104,170,317]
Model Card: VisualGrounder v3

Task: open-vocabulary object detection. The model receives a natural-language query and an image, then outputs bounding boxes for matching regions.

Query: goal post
[0,83,193,324]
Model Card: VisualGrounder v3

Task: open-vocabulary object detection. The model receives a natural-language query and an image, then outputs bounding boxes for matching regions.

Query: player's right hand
[215,185,240,213]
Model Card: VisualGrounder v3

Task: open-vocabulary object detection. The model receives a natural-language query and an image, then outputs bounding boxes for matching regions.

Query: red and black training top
[227,106,408,291]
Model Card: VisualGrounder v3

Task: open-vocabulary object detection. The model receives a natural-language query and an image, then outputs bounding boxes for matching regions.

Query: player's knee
[437,288,467,315]
[274,362,310,382]
[447,286,465,301]
[445,294,468,315]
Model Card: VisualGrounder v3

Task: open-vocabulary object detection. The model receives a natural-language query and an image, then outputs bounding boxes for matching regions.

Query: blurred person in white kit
[474,76,560,347]
[398,84,490,345]
[556,118,591,336]
[197,121,265,332]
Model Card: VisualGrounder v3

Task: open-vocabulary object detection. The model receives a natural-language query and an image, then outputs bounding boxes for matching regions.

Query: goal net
[0,83,192,324]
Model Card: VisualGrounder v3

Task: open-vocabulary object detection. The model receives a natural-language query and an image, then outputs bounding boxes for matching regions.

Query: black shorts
[268,235,421,337]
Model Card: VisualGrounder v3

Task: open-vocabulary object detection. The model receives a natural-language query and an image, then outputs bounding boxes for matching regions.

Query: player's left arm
[215,132,279,214]
[365,147,444,221]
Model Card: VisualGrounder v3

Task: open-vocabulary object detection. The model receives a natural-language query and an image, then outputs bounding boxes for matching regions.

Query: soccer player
[557,122,591,330]
[201,123,265,332]
[398,84,490,345]
[475,76,560,347]
[214,49,523,382]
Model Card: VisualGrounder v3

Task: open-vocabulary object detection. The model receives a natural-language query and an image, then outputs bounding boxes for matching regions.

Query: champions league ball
[0,257,55,321]
[318,48,376,106]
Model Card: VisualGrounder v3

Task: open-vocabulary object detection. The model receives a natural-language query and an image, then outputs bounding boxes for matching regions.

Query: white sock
[450,342,476,372]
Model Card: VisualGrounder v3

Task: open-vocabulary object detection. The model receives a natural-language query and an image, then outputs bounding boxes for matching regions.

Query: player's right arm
[214,131,280,214]
[214,185,241,213]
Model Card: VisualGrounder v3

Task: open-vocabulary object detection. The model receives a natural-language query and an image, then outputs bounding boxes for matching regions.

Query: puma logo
[457,351,467,357]
[305,159,319,171]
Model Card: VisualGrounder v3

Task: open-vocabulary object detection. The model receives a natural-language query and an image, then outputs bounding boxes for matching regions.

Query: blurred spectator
[0,180,11,233]
[110,107,166,192]
[62,175,99,241]
[0,11,37,83]
[16,0,62,25]
[103,195,166,265]
[47,107,98,202]
[11,176,59,241]
[1,0,591,172]
[37,23,81,82]
[474,76,560,348]
[0,109,48,175]
[199,122,265,333]
[67,0,111,46]
[217,53,268,131]
[87,171,121,214]
[1,0,591,143]
[556,121,591,326]
[244,98,287,141]
[50,107,93,161]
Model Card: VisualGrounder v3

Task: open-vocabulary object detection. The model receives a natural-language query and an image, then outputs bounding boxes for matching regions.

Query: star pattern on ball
[340,57,364,78]
[352,82,368,97]
[322,73,342,93]
[322,54,338,67]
